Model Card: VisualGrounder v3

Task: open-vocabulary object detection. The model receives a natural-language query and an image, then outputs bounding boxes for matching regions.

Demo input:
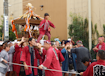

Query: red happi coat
[55,48,65,62]
[94,42,105,52]
[20,46,41,75]
[59,48,62,52]
[38,48,64,64]
[42,47,62,76]
[83,60,105,76]
[13,44,23,76]
[38,49,47,65]
[39,19,55,35]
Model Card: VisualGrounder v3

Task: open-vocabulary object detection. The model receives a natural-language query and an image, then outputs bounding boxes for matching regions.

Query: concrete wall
[91,0,105,36]
[23,0,67,41]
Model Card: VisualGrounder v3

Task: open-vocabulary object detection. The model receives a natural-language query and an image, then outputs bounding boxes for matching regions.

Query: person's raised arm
[93,46,98,52]
[17,37,25,46]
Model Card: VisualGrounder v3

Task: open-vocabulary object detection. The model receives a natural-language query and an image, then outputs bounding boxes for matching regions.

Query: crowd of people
[0,12,105,76]
[0,36,105,76]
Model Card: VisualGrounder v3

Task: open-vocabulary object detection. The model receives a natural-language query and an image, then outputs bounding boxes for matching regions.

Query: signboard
[4,16,9,40]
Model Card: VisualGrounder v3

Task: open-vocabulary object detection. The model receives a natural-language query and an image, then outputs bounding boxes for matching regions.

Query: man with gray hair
[71,40,91,76]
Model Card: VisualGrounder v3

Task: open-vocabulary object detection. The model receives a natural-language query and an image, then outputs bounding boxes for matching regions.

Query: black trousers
[19,71,26,76]
[38,69,42,76]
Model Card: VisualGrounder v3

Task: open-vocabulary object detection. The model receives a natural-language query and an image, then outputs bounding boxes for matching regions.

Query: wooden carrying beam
[14,18,41,25]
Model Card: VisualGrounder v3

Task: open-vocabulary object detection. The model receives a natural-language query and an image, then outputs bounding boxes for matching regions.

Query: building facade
[23,0,89,41]
[23,0,67,40]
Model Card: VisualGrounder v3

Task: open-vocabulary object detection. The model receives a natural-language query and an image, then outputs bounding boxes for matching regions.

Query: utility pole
[3,0,9,41]
[88,0,92,51]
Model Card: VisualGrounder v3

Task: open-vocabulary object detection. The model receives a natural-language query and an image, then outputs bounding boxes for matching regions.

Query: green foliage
[92,23,100,44]
[68,13,99,49]
[0,15,4,40]
[9,24,16,41]
[68,14,89,48]
[90,45,97,59]
[103,24,105,35]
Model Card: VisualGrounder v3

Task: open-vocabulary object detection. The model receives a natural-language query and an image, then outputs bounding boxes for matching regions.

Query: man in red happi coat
[20,37,41,76]
[38,40,62,76]
[13,37,26,76]
[37,13,55,42]
[93,37,105,52]
[51,41,65,63]
[80,50,105,76]
[55,48,65,63]
[13,37,29,76]
[37,41,65,65]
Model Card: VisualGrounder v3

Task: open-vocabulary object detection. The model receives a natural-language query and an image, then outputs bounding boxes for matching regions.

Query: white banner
[4,16,9,37]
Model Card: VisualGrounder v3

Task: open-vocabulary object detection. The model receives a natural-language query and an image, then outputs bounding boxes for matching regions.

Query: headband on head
[76,40,82,44]
[44,40,51,44]
[98,37,103,40]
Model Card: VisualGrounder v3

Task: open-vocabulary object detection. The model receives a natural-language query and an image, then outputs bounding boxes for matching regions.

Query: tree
[68,13,100,48]
[68,14,89,48]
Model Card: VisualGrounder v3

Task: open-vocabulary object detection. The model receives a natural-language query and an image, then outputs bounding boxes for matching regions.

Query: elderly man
[38,40,62,76]
[93,37,105,52]
[51,41,64,63]
[71,40,91,76]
